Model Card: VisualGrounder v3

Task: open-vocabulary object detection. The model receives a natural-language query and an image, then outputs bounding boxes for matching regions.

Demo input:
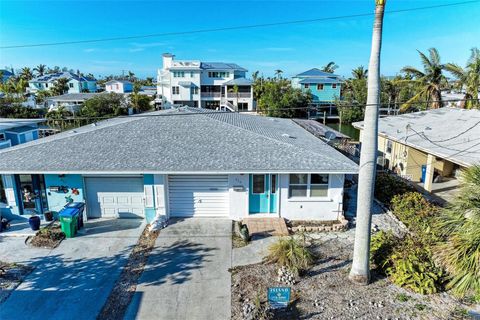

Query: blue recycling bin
[65,202,85,230]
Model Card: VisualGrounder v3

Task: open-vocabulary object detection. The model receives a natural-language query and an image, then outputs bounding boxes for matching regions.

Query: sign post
[268,287,291,309]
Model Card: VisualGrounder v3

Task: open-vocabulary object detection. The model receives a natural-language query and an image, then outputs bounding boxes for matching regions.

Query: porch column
[424,154,435,192]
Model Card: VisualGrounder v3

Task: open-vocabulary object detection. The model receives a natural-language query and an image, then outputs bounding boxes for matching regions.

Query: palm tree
[444,47,480,109]
[228,84,240,110]
[274,69,283,80]
[352,66,368,80]
[34,64,47,76]
[322,61,339,73]
[435,165,480,298]
[400,48,448,111]
[51,78,69,95]
[127,71,135,81]
[20,67,33,81]
[349,0,386,285]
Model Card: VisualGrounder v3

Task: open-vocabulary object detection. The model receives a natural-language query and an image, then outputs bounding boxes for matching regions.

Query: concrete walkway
[125,218,232,320]
[0,218,145,320]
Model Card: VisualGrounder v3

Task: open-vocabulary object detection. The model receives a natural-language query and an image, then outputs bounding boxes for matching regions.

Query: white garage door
[85,177,145,218]
[168,175,229,217]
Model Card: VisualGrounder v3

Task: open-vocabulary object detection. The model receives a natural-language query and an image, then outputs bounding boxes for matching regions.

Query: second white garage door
[85,176,145,218]
[168,175,229,217]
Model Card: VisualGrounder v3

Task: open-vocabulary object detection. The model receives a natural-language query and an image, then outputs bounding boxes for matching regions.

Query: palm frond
[444,63,465,80]
[428,48,441,66]
[401,66,425,79]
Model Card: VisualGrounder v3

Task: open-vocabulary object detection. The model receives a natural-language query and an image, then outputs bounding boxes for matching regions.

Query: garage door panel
[168,175,229,218]
[85,177,145,218]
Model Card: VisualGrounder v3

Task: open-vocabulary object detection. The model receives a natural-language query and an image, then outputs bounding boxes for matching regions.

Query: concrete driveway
[124,218,232,320]
[0,218,145,320]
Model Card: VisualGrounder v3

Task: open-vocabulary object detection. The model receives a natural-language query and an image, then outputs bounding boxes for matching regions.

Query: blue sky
[0,0,479,79]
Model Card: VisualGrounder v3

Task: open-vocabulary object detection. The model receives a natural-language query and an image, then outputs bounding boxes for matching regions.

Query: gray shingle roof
[0,108,358,174]
[352,108,480,167]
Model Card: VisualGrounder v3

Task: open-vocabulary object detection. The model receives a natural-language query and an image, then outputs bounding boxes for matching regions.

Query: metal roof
[298,78,343,84]
[295,68,340,78]
[0,108,358,174]
[47,93,100,101]
[223,78,253,86]
[200,62,247,72]
[352,108,480,167]
[0,118,44,131]
[30,72,97,83]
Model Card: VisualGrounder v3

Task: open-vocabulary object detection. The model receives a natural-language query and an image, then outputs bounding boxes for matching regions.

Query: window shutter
[144,185,154,208]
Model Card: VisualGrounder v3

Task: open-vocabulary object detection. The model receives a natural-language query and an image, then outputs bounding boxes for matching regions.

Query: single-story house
[45,93,99,113]
[0,118,43,150]
[353,107,480,195]
[0,108,358,222]
[105,80,133,94]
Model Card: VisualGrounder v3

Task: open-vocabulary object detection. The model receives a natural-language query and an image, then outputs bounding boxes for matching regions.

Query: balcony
[226,92,251,98]
[201,92,221,98]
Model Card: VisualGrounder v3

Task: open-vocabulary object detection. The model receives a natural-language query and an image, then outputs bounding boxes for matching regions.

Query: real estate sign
[268,287,291,309]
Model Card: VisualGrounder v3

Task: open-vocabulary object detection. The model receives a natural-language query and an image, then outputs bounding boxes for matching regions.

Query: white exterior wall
[278,174,345,221]
[153,174,167,218]
[228,174,249,220]
[151,173,345,221]
[105,83,124,93]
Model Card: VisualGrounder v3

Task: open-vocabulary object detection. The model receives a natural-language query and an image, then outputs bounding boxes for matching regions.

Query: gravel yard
[231,232,471,320]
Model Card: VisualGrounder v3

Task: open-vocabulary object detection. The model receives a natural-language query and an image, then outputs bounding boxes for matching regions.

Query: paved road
[124,218,232,320]
[0,219,144,320]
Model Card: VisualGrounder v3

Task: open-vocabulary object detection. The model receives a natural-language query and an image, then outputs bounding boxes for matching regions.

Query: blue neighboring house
[0,69,14,83]
[292,68,343,105]
[0,119,43,150]
[28,72,97,94]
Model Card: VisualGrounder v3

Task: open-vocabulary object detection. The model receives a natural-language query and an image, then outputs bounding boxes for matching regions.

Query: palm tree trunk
[349,0,386,284]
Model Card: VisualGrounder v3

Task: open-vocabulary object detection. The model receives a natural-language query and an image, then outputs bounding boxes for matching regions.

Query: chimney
[162,53,175,70]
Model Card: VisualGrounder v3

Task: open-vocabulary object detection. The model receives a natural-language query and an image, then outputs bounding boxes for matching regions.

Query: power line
[1,1,478,49]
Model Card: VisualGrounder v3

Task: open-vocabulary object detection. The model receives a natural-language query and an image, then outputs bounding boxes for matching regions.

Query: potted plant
[28,214,41,231]
[44,211,54,222]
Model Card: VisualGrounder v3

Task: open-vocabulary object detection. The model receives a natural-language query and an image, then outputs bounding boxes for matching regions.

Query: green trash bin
[59,212,78,238]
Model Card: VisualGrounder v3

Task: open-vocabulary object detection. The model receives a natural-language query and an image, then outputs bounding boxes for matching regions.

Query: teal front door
[249,174,278,214]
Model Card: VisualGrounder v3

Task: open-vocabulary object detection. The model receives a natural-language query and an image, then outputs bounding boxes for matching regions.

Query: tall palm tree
[34,64,47,76]
[349,0,386,285]
[274,69,283,79]
[20,67,33,81]
[322,61,339,73]
[128,71,135,81]
[444,47,480,109]
[51,78,69,96]
[352,66,368,80]
[400,48,448,111]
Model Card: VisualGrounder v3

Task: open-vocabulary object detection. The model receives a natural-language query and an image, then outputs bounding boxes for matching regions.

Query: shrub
[391,192,440,236]
[386,235,443,295]
[370,230,396,271]
[374,173,415,205]
[265,235,315,275]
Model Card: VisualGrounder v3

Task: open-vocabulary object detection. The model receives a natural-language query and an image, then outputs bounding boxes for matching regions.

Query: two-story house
[28,72,97,94]
[157,53,254,111]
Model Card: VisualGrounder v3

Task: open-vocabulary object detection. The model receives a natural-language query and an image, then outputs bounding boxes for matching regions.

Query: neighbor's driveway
[124,218,232,320]
[0,218,145,320]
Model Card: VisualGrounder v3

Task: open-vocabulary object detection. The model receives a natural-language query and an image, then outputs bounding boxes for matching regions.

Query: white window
[69,83,74,88]
[252,175,265,194]
[289,174,329,198]
[332,84,337,89]
[304,84,309,89]
[317,84,324,90]
[172,86,180,94]
[190,72,194,78]
[192,87,198,94]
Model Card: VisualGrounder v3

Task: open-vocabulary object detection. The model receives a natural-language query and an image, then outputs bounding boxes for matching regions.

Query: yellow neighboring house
[353,108,480,193]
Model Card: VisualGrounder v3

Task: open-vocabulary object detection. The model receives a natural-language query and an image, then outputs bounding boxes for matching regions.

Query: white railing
[226,92,251,98]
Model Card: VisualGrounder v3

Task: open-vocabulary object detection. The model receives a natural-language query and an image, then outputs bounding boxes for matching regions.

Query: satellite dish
[324,131,337,142]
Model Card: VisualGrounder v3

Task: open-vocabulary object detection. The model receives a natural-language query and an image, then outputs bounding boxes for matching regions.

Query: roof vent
[69,130,77,134]
[282,133,296,139]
